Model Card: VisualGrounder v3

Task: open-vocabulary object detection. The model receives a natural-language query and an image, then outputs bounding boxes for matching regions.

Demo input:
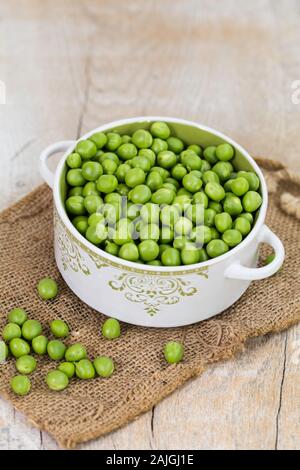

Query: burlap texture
[0,158,299,449]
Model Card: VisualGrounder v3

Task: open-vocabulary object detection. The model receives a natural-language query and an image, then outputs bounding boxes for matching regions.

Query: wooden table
[0,0,299,450]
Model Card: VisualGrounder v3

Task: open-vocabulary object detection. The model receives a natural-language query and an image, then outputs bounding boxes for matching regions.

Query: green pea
[216,143,234,161]
[81,161,102,181]
[102,159,118,175]
[82,181,98,197]
[119,242,139,262]
[72,215,89,235]
[32,335,48,355]
[160,205,180,226]
[15,355,36,375]
[106,132,122,151]
[65,196,85,215]
[11,375,31,396]
[174,217,193,236]
[223,195,243,216]
[125,168,146,188]
[173,195,192,210]
[205,182,225,202]
[151,138,168,154]
[75,139,97,160]
[47,340,66,360]
[186,204,205,225]
[147,260,162,266]
[167,136,184,154]
[139,148,156,167]
[117,183,130,196]
[102,318,121,339]
[198,247,209,262]
[116,163,131,182]
[121,134,131,144]
[240,212,254,224]
[58,362,75,378]
[88,212,104,226]
[129,184,152,204]
[222,229,243,247]
[191,226,212,246]
[237,171,260,191]
[46,370,69,391]
[160,226,174,243]
[140,203,160,224]
[68,186,83,197]
[139,223,160,241]
[37,278,58,300]
[117,143,138,160]
[181,151,202,171]
[157,150,177,169]
[173,237,188,250]
[233,217,251,236]
[224,179,234,192]
[212,161,233,181]
[171,163,188,181]
[131,129,153,149]
[204,208,217,227]
[89,131,107,149]
[203,146,218,165]
[187,144,202,156]
[130,156,151,172]
[193,192,208,207]
[97,174,118,193]
[210,227,220,240]
[50,320,69,338]
[105,241,119,256]
[65,343,87,362]
[9,338,30,358]
[150,166,169,181]
[75,359,95,379]
[161,247,181,266]
[138,240,160,261]
[0,341,8,363]
[202,170,220,185]
[113,218,133,245]
[231,177,249,196]
[99,152,120,165]
[22,320,42,341]
[151,188,175,205]
[93,356,115,377]
[150,121,170,139]
[206,239,229,258]
[201,160,211,172]
[209,201,222,214]
[86,223,108,245]
[146,171,163,191]
[182,174,202,193]
[84,195,103,214]
[215,212,233,233]
[242,191,262,212]
[163,341,184,364]
[66,169,86,187]
[181,246,200,265]
[2,323,21,342]
[66,152,82,169]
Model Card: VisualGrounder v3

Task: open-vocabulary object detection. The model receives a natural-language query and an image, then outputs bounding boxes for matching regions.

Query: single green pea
[117,143,138,160]
[206,239,229,258]
[81,161,102,182]
[157,150,177,169]
[201,160,211,173]
[181,151,202,171]
[181,246,200,265]
[47,340,66,361]
[106,132,122,151]
[121,135,131,144]
[129,157,150,174]
[151,188,175,205]
[216,143,234,161]
[205,182,225,202]
[75,359,95,379]
[222,229,243,247]
[203,146,218,165]
[151,138,168,154]
[191,225,212,246]
[93,356,115,378]
[139,223,160,241]
[58,362,75,378]
[202,170,220,185]
[242,191,262,212]
[204,208,217,227]
[15,355,36,375]
[32,335,48,355]
[231,177,249,196]
[223,195,243,216]
[66,169,86,187]
[65,196,86,215]
[147,260,162,266]
[105,241,119,256]
[150,166,170,181]
[82,181,98,197]
[198,247,209,262]
[11,375,31,396]
[22,320,42,341]
[163,341,184,364]
[182,174,203,193]
[97,174,118,193]
[89,131,107,149]
[193,192,208,207]
[50,320,69,339]
[240,212,254,224]
[186,204,205,225]
[161,247,181,266]
[117,183,130,196]
[265,253,276,266]
[224,179,234,192]
[2,323,21,342]
[160,205,180,226]
[113,218,133,245]
[116,163,131,182]
[233,217,251,236]
[95,149,104,161]
[72,215,89,235]
[65,343,87,362]
[210,227,220,240]
[139,148,156,167]
[84,194,103,214]
[102,318,121,339]
[37,278,58,301]
[212,161,233,181]
[146,171,163,191]
[0,341,8,363]
[174,217,193,236]
[99,151,120,165]
[237,171,260,191]
[125,168,146,188]
[150,121,171,139]
[215,212,233,233]
[138,240,160,262]
[159,244,171,256]
[171,163,188,181]
[167,136,184,154]
[119,242,139,262]
[187,144,202,156]
[68,186,83,197]
[66,152,82,169]
[172,237,188,250]
[129,184,152,204]
[209,201,222,214]
[9,338,30,358]
[131,129,153,149]
[88,212,104,226]
[160,226,174,244]
[75,139,97,160]
[46,370,69,391]
[165,177,180,189]
[86,222,108,245]
[102,159,118,175]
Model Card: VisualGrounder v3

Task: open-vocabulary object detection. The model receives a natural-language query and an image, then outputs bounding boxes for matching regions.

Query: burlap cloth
[0,158,300,448]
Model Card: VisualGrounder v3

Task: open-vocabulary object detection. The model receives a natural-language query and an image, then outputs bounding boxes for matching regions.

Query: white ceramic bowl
[39,117,285,327]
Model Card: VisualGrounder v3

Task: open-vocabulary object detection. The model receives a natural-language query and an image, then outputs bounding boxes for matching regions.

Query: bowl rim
[53,116,268,273]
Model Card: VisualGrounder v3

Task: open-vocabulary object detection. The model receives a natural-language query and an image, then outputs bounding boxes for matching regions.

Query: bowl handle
[39,141,74,188]
[224,225,285,281]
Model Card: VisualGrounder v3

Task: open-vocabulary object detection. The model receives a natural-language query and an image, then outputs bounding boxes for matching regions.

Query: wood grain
[0,0,299,450]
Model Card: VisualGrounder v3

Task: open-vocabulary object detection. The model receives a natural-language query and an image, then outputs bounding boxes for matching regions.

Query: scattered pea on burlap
[0,158,300,449]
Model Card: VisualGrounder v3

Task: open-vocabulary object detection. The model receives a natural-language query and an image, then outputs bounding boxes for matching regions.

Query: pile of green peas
[64,121,262,266]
